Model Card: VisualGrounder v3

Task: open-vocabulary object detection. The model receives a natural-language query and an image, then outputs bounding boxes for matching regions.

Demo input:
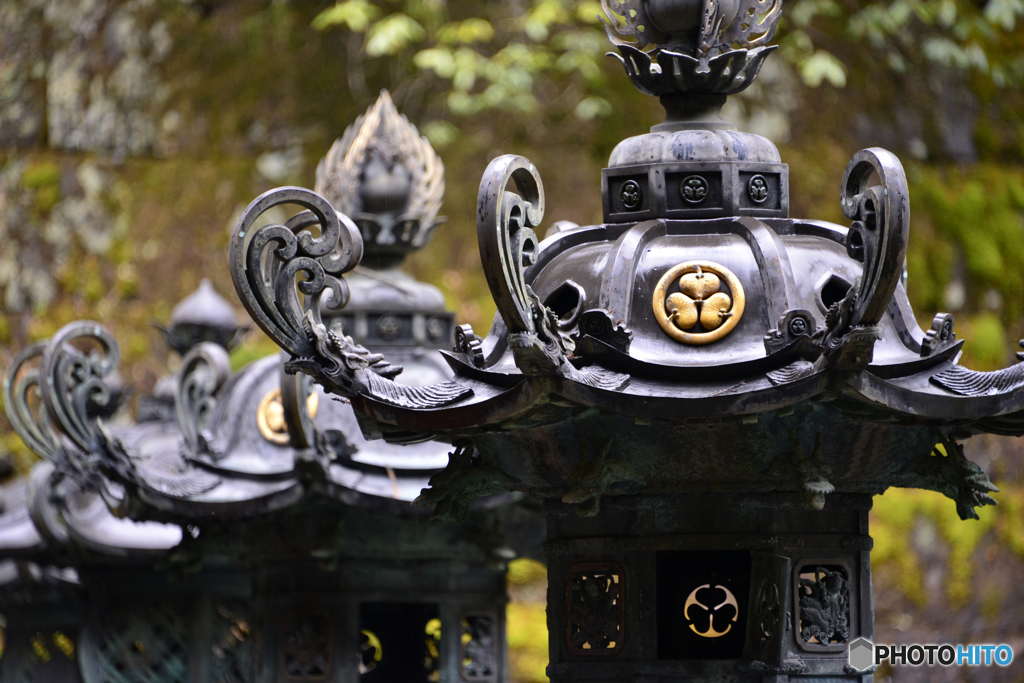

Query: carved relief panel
[565,562,625,657]
[793,560,853,653]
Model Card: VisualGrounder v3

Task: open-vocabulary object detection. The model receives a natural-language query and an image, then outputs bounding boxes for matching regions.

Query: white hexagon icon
[848,637,874,671]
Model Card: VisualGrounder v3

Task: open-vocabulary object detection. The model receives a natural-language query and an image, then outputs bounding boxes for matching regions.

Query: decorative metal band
[653,261,745,345]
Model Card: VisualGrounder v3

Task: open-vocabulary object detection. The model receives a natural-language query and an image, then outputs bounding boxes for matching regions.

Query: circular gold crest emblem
[653,261,745,345]
[684,584,740,638]
[257,387,319,444]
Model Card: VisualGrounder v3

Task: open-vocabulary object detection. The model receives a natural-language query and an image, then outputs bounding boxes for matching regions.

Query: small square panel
[739,171,781,211]
[794,562,852,652]
[665,171,724,211]
[608,175,650,214]
[566,562,625,657]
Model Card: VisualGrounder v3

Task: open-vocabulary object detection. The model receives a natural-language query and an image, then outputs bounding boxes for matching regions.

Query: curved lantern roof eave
[223,84,1022,526]
[104,349,462,521]
[0,461,184,563]
[232,154,1020,429]
[0,477,46,556]
[2,269,532,557]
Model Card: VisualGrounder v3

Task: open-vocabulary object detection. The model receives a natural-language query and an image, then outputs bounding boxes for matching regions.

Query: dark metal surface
[159,278,247,354]
[174,341,230,453]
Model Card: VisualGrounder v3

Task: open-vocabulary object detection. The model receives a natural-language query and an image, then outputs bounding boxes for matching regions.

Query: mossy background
[1,1,1024,681]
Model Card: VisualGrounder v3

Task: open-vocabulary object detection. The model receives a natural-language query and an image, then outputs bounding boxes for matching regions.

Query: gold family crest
[652,261,745,345]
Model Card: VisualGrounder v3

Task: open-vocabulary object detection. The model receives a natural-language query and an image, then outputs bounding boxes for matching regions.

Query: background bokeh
[1,1,1023,680]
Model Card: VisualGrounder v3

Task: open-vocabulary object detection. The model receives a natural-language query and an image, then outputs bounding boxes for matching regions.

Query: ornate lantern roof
[0,94,539,683]
[227,2,1018,680]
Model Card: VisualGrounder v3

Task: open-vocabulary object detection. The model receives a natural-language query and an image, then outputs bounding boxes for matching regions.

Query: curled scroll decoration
[811,148,909,371]
[176,342,232,453]
[3,341,60,459]
[477,155,545,335]
[476,155,629,390]
[38,322,120,454]
[840,148,910,329]
[231,186,472,409]
[230,186,363,360]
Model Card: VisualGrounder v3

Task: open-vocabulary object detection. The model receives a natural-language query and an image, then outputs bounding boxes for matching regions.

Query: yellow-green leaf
[312,0,381,33]
[366,13,425,56]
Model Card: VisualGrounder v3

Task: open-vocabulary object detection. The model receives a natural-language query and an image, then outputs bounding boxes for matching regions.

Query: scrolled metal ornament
[812,148,910,371]
[38,322,121,454]
[230,186,362,361]
[176,342,231,453]
[3,341,60,459]
[230,186,470,408]
[839,148,910,329]
[477,155,628,390]
[477,155,545,336]
[454,324,485,368]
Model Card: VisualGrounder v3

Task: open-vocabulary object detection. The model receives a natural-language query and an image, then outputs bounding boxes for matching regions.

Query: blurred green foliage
[314,0,613,119]
[312,0,1024,115]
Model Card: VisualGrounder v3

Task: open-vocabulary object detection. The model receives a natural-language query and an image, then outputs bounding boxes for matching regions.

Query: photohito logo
[848,638,1014,671]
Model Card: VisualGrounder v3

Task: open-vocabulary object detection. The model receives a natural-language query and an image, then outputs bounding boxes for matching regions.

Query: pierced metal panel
[794,561,851,653]
[81,600,189,683]
[459,614,497,681]
[210,602,253,683]
[565,562,624,657]
[281,612,333,681]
